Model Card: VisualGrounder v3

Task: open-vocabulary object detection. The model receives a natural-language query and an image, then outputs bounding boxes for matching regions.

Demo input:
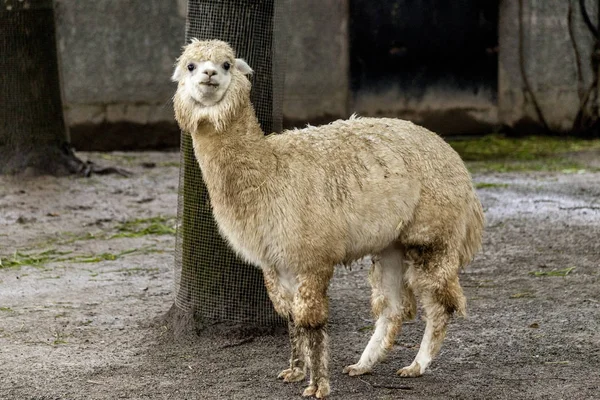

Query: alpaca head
[172,40,254,132]
[172,39,253,107]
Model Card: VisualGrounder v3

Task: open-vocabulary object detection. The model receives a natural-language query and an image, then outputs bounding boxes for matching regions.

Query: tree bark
[173,0,285,328]
[0,0,83,176]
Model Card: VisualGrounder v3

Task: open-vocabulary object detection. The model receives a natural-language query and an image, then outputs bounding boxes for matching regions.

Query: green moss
[60,232,101,243]
[449,134,600,161]
[42,216,177,246]
[448,134,600,173]
[0,246,160,268]
[110,216,176,239]
[71,248,140,263]
[529,267,575,277]
[104,266,160,275]
[0,249,72,269]
[466,160,588,174]
[475,182,509,189]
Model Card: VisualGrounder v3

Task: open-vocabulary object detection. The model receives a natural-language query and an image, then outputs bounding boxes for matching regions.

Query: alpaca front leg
[277,318,307,382]
[262,267,292,317]
[293,273,333,398]
[262,268,305,382]
[299,325,329,398]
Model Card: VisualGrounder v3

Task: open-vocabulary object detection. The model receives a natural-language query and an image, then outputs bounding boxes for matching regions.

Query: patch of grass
[105,266,160,275]
[449,134,600,161]
[448,134,600,173]
[71,248,140,263]
[529,267,575,277]
[51,331,69,346]
[60,231,101,244]
[111,216,176,239]
[68,246,162,264]
[0,307,14,312]
[0,249,72,269]
[475,182,509,189]
[1,246,159,268]
[466,160,588,174]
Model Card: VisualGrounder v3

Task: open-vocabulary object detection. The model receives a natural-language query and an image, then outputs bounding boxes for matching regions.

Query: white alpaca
[172,39,484,399]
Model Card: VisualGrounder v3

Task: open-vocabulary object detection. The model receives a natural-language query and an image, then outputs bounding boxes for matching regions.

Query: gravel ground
[1,150,599,400]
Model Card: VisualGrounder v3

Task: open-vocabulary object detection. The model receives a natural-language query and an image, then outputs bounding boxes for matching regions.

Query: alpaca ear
[171,65,184,82]
[235,58,253,75]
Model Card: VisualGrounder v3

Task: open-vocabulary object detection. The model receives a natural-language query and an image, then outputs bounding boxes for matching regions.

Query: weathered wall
[55,0,187,150]
[350,0,499,134]
[50,1,600,150]
[499,0,599,133]
[281,0,350,127]
[53,0,349,150]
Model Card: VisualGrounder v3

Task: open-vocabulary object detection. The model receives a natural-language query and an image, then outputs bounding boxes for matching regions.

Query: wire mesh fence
[0,0,77,175]
[173,0,288,326]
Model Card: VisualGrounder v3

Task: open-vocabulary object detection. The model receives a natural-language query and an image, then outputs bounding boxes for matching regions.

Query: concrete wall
[281,0,350,127]
[55,0,187,150]
[53,0,598,150]
[498,0,599,132]
[350,0,499,134]
[54,0,350,150]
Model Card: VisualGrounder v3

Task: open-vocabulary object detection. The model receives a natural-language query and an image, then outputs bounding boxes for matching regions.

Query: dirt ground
[1,150,599,400]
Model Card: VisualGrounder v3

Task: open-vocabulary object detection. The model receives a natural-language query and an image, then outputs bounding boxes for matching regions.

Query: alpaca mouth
[201,82,219,87]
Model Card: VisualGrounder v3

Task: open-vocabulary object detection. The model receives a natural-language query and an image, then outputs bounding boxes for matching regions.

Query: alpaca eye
[187,64,195,72]
[223,62,231,71]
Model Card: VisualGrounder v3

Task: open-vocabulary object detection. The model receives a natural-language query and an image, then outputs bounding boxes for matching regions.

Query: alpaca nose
[205,69,217,77]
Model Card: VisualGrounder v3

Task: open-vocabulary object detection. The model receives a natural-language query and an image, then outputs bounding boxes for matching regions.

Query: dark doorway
[350,0,499,134]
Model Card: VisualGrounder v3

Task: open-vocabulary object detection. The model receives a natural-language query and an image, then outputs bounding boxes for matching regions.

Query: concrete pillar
[54,0,187,150]
[498,0,599,133]
[282,0,350,127]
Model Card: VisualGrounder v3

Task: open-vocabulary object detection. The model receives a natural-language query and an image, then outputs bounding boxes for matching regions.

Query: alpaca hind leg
[343,245,407,376]
[398,259,465,377]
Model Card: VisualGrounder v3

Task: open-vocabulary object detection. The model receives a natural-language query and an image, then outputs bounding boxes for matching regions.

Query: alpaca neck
[190,104,275,205]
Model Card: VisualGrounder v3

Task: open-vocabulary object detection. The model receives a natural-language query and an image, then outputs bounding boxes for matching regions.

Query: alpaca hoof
[302,385,317,397]
[342,363,371,376]
[277,367,306,383]
[397,362,422,378]
[302,380,330,398]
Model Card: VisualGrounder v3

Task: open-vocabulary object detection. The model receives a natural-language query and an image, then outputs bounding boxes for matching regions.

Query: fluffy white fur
[172,39,485,399]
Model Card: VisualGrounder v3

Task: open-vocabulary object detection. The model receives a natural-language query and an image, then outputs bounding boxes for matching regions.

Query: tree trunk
[171,0,285,329]
[0,0,82,176]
